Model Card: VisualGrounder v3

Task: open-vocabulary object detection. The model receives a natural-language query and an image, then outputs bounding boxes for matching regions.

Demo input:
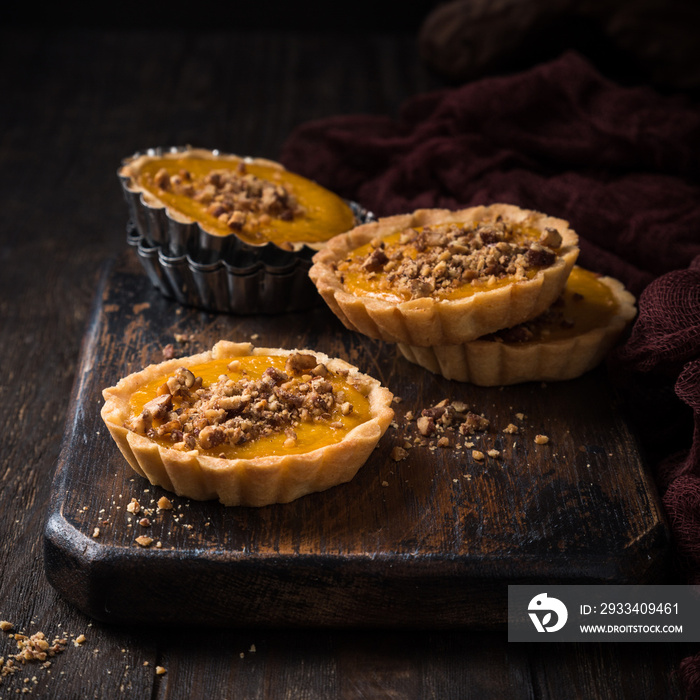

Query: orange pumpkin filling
[127,354,372,460]
[484,267,618,343]
[129,154,356,246]
[336,219,562,302]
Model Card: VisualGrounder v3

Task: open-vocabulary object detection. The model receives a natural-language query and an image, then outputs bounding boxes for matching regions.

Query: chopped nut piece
[534,434,550,445]
[126,499,141,515]
[487,449,501,458]
[157,497,173,510]
[437,436,451,448]
[135,536,153,547]
[74,635,86,646]
[139,518,151,527]
[416,415,435,436]
[390,446,408,462]
[503,423,519,434]
[0,621,13,632]
[472,450,485,461]
[156,666,167,675]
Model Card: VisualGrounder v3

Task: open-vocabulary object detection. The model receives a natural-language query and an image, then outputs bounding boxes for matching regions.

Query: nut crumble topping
[150,162,305,234]
[337,219,563,300]
[126,353,358,454]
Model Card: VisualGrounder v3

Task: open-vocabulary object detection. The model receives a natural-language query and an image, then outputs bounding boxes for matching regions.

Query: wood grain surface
[1,26,695,700]
[45,253,670,629]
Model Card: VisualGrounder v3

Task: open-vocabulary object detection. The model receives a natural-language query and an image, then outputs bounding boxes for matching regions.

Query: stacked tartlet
[309,204,636,385]
[118,147,370,313]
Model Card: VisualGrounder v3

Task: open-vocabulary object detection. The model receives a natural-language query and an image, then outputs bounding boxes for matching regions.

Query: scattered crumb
[138,518,151,528]
[515,413,525,420]
[135,536,153,547]
[472,450,485,461]
[162,344,176,360]
[0,621,13,632]
[155,666,166,676]
[92,528,100,538]
[157,497,173,511]
[132,302,150,314]
[534,434,550,445]
[250,333,260,341]
[126,499,141,515]
[73,635,86,646]
[503,423,518,434]
[249,645,256,653]
[390,446,408,462]
[487,449,501,459]
[381,481,389,487]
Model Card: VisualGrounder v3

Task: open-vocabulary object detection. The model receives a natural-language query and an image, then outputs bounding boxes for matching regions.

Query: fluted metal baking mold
[119,147,374,314]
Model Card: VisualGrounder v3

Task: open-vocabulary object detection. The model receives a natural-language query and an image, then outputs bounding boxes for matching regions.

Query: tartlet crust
[397,273,636,386]
[309,204,579,346]
[101,341,394,506]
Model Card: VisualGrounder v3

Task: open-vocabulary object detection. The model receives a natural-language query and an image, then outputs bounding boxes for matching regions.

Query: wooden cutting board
[44,253,671,628]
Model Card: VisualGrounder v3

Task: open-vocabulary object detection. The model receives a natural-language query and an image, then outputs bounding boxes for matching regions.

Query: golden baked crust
[397,268,636,385]
[101,341,394,506]
[309,204,579,346]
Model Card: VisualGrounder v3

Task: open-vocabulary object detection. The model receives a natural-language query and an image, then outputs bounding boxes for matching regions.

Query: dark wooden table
[1,26,696,700]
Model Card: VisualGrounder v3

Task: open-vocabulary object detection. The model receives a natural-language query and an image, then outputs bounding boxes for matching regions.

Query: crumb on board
[155,666,166,675]
[390,446,408,462]
[157,496,173,510]
[534,434,550,445]
[135,536,153,547]
[126,499,141,515]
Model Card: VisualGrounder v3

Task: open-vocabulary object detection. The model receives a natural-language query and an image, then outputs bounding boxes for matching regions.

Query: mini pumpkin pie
[309,204,579,346]
[119,147,370,314]
[101,341,394,506]
[398,266,636,385]
[119,147,357,252]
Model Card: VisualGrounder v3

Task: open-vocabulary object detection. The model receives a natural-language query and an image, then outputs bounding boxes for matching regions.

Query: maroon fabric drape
[281,50,700,695]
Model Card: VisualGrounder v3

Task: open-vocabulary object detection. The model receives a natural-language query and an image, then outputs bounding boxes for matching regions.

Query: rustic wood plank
[43,250,670,628]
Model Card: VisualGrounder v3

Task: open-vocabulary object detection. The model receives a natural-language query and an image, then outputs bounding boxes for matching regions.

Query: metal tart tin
[119,147,374,314]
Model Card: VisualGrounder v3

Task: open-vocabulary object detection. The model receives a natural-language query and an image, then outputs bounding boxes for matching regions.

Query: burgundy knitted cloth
[281,50,700,692]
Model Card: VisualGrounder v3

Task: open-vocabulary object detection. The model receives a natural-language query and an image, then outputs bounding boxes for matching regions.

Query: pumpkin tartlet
[101,341,394,506]
[398,267,637,385]
[309,204,579,346]
[119,147,356,252]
